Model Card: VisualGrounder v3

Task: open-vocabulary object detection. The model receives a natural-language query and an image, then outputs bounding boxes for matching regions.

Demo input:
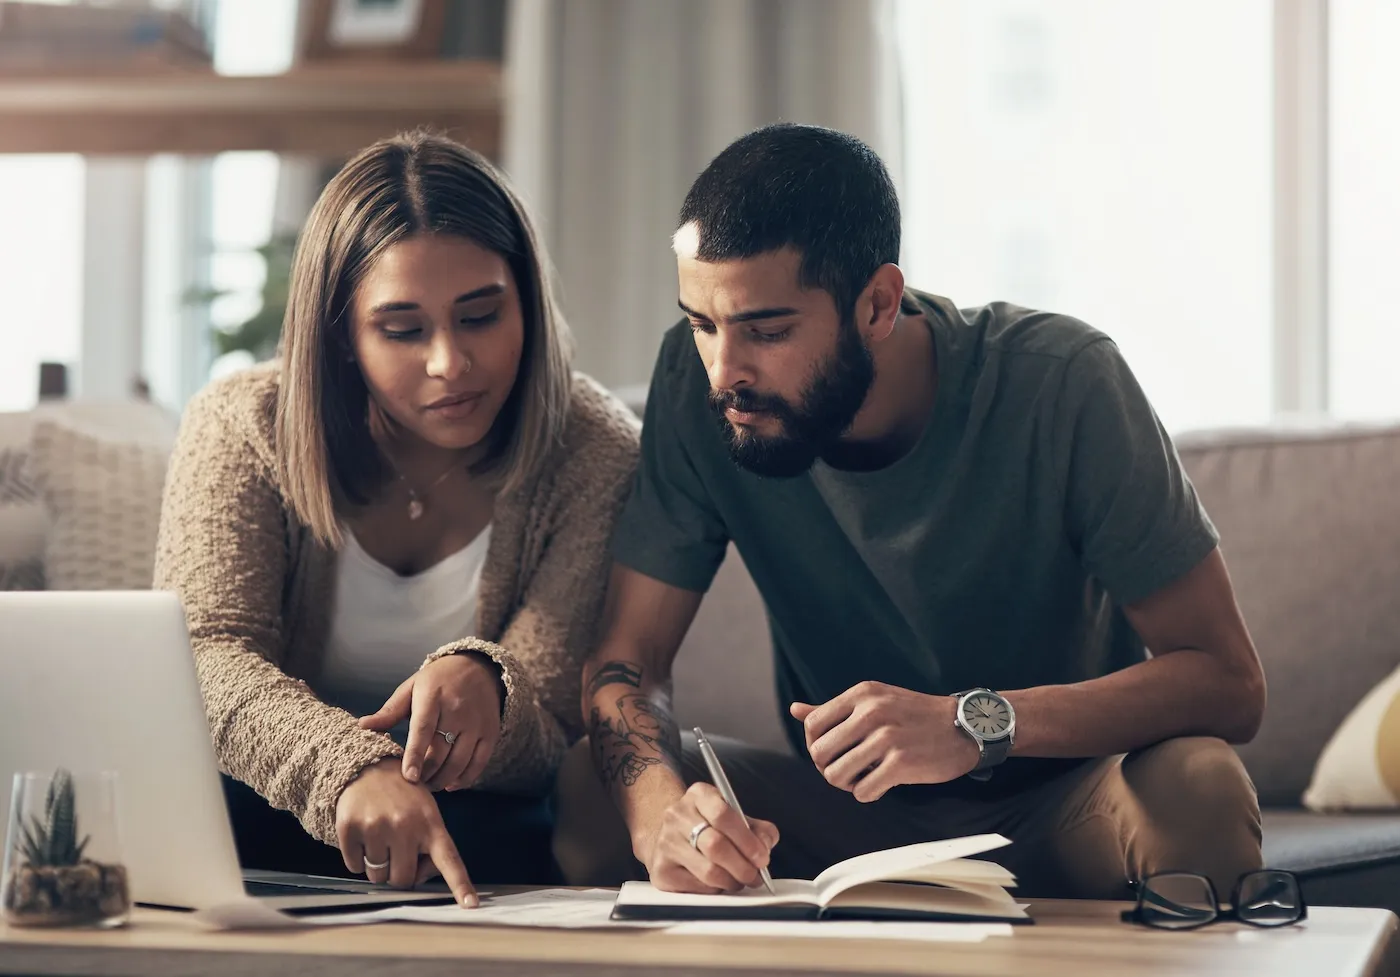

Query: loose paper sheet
[194,889,668,930]
[355,888,669,929]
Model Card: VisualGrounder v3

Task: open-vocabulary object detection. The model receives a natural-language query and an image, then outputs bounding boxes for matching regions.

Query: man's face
[676,247,875,478]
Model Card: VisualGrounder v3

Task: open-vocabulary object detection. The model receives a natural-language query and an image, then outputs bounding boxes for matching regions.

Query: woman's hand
[335,758,478,906]
[359,652,505,791]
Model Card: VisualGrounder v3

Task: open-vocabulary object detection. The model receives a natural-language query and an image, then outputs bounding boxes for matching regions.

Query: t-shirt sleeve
[1055,337,1219,606]
[609,341,729,593]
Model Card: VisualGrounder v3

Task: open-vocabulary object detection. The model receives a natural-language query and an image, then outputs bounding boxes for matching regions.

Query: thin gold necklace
[387,454,465,521]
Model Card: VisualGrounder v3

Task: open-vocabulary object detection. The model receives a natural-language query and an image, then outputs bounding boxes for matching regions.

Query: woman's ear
[338,322,358,363]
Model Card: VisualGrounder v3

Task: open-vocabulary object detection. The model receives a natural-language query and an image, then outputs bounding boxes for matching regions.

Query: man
[557,123,1265,900]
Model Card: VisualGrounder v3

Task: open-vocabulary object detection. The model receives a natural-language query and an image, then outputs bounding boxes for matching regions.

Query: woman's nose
[426,331,471,380]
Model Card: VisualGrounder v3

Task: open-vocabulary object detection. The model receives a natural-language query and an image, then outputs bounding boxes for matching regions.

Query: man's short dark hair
[678,123,901,318]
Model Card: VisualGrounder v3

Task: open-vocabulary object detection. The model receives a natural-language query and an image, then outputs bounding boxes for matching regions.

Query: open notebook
[612,833,1029,924]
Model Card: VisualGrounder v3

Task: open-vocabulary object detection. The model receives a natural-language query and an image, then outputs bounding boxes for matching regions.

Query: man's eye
[688,319,715,334]
[753,328,790,343]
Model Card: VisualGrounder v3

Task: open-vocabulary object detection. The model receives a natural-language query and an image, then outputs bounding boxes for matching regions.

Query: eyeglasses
[1120,870,1307,931]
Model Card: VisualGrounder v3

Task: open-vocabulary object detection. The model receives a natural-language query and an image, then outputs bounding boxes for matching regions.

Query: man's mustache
[708,388,790,415]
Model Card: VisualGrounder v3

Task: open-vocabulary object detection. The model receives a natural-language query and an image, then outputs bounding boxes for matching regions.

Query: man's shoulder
[954,298,1111,364]
[656,317,704,379]
[644,320,711,421]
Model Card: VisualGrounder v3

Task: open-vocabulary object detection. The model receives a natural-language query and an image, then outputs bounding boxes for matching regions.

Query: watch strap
[976,734,1012,770]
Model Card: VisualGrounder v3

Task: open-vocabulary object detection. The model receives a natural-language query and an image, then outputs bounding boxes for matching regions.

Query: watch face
[963,693,1012,737]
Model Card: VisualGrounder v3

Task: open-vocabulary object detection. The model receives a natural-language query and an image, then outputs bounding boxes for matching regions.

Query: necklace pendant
[407,499,424,521]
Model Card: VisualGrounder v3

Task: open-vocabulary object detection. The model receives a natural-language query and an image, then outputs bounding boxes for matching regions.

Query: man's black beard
[708,316,875,478]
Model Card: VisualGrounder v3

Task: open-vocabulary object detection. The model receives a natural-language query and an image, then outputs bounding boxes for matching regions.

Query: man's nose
[706,332,752,392]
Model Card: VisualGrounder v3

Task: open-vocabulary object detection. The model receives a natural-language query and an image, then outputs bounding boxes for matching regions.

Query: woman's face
[348,233,526,456]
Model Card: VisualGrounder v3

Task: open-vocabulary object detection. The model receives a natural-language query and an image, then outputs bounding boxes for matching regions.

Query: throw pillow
[1303,662,1400,810]
[26,421,170,591]
[0,445,46,590]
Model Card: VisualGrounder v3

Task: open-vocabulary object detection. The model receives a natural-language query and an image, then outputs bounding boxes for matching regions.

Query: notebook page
[812,834,1011,906]
[825,882,1029,919]
[885,857,1016,888]
[615,878,819,911]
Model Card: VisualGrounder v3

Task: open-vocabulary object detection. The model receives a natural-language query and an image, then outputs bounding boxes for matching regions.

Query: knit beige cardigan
[153,363,639,846]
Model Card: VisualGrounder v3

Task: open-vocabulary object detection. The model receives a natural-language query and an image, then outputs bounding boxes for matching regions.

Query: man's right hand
[640,782,779,893]
[335,757,478,907]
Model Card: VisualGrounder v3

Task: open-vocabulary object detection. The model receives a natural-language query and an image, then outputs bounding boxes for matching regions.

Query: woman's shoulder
[549,372,641,487]
[179,361,282,473]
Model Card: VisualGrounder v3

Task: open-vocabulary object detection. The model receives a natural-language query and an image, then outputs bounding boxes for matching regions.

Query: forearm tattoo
[585,661,643,696]
[587,663,682,791]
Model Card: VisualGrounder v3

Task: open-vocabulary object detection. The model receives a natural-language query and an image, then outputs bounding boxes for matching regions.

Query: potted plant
[2,770,130,927]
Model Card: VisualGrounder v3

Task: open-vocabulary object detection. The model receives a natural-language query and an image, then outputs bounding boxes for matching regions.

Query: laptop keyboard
[244,879,364,898]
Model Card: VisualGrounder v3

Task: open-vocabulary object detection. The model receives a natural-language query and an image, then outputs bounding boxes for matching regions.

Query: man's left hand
[790,682,980,802]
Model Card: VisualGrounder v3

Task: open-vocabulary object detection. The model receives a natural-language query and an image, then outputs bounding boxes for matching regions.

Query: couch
[6,396,1400,911]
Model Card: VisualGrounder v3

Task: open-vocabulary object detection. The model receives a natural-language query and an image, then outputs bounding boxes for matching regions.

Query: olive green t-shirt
[611,290,1219,795]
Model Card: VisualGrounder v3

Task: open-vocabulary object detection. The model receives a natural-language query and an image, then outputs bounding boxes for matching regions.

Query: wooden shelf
[0,61,502,157]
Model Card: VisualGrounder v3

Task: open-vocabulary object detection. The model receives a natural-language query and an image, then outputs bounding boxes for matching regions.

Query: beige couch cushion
[27,421,170,590]
[1178,423,1400,806]
[1302,660,1400,810]
[671,545,789,753]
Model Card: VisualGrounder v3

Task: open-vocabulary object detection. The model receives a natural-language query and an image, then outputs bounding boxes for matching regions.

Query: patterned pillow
[26,421,170,591]
[0,445,46,591]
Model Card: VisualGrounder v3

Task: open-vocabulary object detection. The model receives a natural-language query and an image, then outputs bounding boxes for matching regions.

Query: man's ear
[861,263,906,343]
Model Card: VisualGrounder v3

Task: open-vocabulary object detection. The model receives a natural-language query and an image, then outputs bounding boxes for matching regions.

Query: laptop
[0,590,455,913]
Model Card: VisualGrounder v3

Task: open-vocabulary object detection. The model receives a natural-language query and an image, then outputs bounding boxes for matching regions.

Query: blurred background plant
[185,231,296,362]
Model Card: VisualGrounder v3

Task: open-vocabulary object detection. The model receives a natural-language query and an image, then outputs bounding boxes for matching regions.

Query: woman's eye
[459,311,500,327]
[383,327,421,341]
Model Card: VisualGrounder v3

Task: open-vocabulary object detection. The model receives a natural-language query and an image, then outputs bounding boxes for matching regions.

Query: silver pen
[693,726,777,894]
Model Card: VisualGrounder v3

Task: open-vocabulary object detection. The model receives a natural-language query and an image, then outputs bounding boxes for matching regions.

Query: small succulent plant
[17,769,89,868]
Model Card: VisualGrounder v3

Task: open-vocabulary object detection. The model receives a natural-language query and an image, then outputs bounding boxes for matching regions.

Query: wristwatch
[952,688,1016,782]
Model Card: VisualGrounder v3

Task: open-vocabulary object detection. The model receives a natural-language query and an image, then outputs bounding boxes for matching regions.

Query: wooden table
[1,898,1395,977]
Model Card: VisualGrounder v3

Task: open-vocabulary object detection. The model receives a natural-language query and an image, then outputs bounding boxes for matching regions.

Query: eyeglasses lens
[1235,871,1302,926]
[1140,873,1218,930]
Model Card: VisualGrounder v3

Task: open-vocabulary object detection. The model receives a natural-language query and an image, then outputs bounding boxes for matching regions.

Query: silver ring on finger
[688,820,711,850]
[436,728,458,746]
[363,854,389,871]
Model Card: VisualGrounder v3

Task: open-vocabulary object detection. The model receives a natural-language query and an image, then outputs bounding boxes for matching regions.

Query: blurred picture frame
[298,0,449,62]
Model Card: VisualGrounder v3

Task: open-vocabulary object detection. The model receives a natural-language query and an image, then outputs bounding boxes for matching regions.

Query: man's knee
[1122,736,1262,891]
[551,738,644,886]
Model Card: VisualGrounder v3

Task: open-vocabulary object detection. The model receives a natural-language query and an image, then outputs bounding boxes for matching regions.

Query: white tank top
[314,525,492,741]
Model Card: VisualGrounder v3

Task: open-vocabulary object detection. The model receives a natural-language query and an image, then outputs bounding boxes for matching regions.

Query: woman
[153,132,639,908]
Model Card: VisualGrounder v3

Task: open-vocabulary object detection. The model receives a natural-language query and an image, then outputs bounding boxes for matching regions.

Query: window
[204,0,298,381]
[0,156,84,410]
[0,0,296,413]
[1328,0,1400,420]
[896,0,1274,433]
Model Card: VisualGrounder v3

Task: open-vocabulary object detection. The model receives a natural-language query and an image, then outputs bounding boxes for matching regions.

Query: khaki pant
[553,733,1262,900]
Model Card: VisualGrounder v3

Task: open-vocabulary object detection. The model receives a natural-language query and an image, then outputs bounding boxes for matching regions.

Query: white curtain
[503,0,903,390]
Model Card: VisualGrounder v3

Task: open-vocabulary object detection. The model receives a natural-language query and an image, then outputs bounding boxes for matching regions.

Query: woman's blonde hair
[275,131,573,546]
